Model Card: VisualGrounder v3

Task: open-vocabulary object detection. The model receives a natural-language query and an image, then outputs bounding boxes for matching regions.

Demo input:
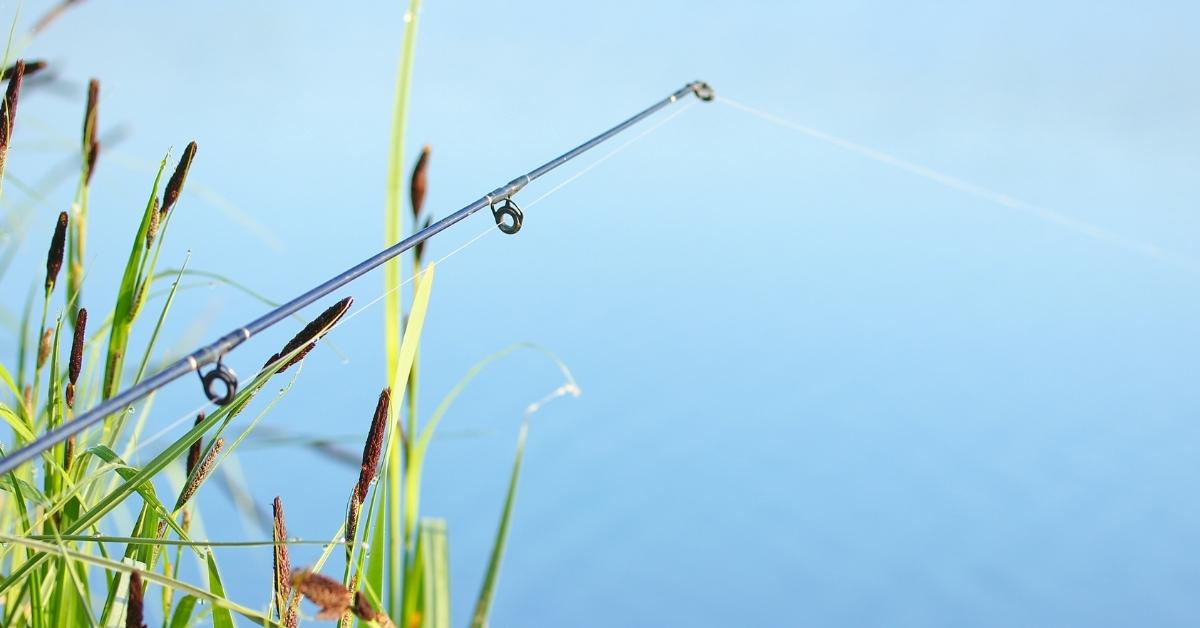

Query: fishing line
[718,95,1200,275]
[335,99,700,333]
[130,399,212,456]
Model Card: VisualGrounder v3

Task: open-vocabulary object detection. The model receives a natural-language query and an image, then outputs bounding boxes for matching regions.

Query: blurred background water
[2,1,1199,625]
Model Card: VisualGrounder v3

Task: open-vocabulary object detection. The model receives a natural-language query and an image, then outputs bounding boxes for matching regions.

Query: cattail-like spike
[262,297,353,373]
[161,141,196,216]
[174,437,222,510]
[63,436,74,472]
[355,388,390,504]
[185,413,204,480]
[45,211,67,293]
[0,59,24,174]
[85,138,100,185]
[354,592,394,628]
[295,570,393,625]
[145,196,160,250]
[82,79,98,145]
[294,570,353,620]
[273,497,298,627]
[68,308,87,383]
[346,388,390,558]
[410,145,430,220]
[2,60,44,80]
[65,307,87,407]
[37,328,53,369]
[126,570,146,628]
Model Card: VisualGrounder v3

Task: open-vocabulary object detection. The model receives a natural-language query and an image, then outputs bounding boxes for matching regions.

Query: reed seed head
[68,307,87,385]
[175,436,222,511]
[294,570,353,621]
[0,59,25,168]
[45,211,68,293]
[86,138,100,185]
[2,60,43,81]
[355,387,390,504]
[345,500,362,559]
[273,496,298,628]
[83,78,99,143]
[354,592,394,627]
[37,327,53,369]
[185,412,204,481]
[145,196,160,250]
[413,215,433,263]
[263,296,353,373]
[161,141,197,216]
[126,570,146,628]
[410,145,430,219]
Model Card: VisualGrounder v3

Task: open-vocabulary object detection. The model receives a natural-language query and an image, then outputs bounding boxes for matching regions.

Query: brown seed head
[413,215,433,262]
[345,500,362,560]
[273,496,298,627]
[175,437,222,510]
[294,570,353,621]
[145,196,160,250]
[2,60,44,80]
[45,211,67,293]
[0,60,25,157]
[262,296,353,373]
[354,592,394,626]
[37,327,53,369]
[126,570,146,628]
[355,387,390,505]
[83,79,99,147]
[86,138,100,185]
[161,141,197,216]
[69,307,87,384]
[410,145,430,220]
[185,412,204,480]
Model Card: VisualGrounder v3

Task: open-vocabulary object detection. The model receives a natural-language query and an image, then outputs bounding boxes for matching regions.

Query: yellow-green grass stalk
[383,0,424,616]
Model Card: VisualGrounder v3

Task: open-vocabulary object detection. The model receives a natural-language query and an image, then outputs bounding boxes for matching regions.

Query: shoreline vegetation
[0,2,574,626]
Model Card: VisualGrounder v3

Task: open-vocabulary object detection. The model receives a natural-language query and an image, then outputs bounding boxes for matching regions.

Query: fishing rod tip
[690,80,715,102]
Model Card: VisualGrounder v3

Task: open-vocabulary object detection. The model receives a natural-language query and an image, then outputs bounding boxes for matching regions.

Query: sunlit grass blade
[0,535,277,625]
[382,0,424,615]
[101,153,167,400]
[205,550,236,628]
[421,518,449,628]
[469,423,527,628]
[168,594,198,628]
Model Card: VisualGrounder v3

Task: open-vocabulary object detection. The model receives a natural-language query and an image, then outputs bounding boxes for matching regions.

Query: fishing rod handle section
[0,79,714,477]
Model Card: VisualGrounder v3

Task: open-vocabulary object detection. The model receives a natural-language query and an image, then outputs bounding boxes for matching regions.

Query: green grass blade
[205,550,236,628]
[421,518,449,628]
[0,535,277,626]
[383,0,424,389]
[167,594,198,628]
[470,423,528,628]
[102,153,168,400]
[383,262,434,616]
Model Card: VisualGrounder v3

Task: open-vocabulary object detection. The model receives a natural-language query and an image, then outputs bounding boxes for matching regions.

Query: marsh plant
[0,2,577,626]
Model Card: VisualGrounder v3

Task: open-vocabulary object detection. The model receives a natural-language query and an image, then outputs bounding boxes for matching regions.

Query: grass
[0,4,576,627]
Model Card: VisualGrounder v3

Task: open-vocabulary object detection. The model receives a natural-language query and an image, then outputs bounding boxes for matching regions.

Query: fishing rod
[0,80,715,477]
